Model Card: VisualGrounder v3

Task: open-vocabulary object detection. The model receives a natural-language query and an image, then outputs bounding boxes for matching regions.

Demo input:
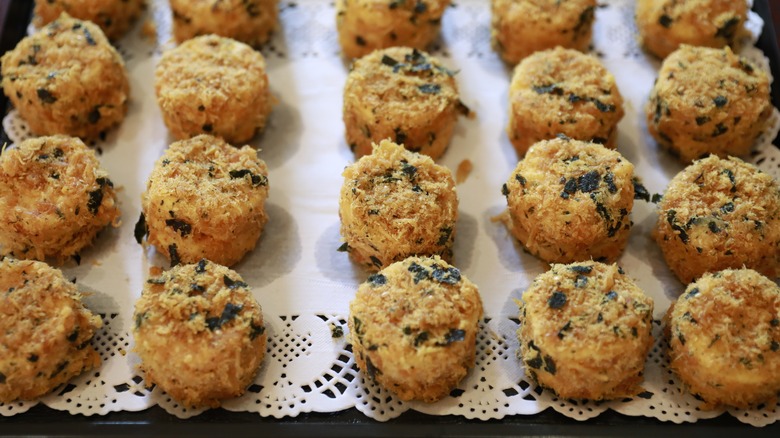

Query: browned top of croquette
[1,13,124,105]
[134,260,264,341]
[657,155,780,250]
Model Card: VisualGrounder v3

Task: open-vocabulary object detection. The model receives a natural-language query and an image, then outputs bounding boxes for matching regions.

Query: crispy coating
[504,137,634,264]
[0,14,129,140]
[141,135,269,267]
[646,45,771,163]
[518,261,654,400]
[491,0,596,65]
[34,0,146,40]
[654,155,780,284]
[339,140,458,271]
[349,256,483,402]
[170,0,278,47]
[336,0,449,59]
[665,269,779,408]
[133,260,266,408]
[155,35,273,144]
[0,136,121,261]
[0,258,102,403]
[636,0,748,59]
[343,47,465,159]
[507,47,624,156]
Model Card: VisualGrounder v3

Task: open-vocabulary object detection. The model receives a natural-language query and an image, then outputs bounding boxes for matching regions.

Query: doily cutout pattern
[1,0,779,427]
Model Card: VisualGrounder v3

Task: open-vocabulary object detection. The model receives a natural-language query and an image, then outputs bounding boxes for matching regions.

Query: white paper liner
[1,0,779,426]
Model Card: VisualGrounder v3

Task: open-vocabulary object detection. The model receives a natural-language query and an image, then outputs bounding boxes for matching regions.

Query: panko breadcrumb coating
[155,34,273,144]
[507,47,624,156]
[336,0,450,59]
[170,0,278,47]
[503,137,634,264]
[140,135,269,267]
[349,255,483,402]
[491,0,596,65]
[339,140,458,271]
[665,269,779,409]
[0,136,121,261]
[133,260,266,408]
[518,261,654,400]
[343,47,467,159]
[34,0,146,41]
[636,0,748,59]
[0,13,130,140]
[646,45,771,163]
[654,155,780,284]
[0,258,102,403]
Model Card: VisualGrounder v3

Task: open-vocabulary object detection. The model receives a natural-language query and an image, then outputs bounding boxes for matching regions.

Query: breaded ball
[133,260,266,408]
[336,0,450,59]
[507,47,624,156]
[34,0,146,41]
[0,136,121,261]
[155,34,273,144]
[503,137,634,264]
[665,269,779,408]
[646,45,771,163]
[0,14,130,140]
[140,135,269,267]
[0,258,102,403]
[343,47,467,159]
[518,261,654,400]
[349,255,483,402]
[339,139,458,271]
[170,0,278,47]
[654,155,780,284]
[491,0,596,65]
[636,0,748,59]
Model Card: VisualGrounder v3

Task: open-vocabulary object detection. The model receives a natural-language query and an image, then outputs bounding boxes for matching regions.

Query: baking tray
[0,0,778,435]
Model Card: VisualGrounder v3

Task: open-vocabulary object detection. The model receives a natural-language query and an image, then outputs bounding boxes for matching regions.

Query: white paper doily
[1,0,779,427]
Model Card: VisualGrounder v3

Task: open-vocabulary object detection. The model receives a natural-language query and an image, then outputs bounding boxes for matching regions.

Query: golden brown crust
[0,13,129,140]
[336,0,450,59]
[0,135,121,261]
[491,0,596,65]
[518,261,654,400]
[34,0,146,40]
[654,155,780,284]
[141,135,269,267]
[665,269,779,409]
[0,258,102,403]
[507,47,624,156]
[636,0,748,59]
[133,260,266,408]
[155,35,273,144]
[504,137,634,264]
[646,45,771,163]
[339,140,458,271]
[343,47,464,159]
[170,0,278,47]
[349,255,483,402]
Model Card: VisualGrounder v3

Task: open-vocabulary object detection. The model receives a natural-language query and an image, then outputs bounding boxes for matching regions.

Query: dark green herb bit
[195,259,207,274]
[501,183,509,197]
[389,0,404,9]
[202,123,213,132]
[252,321,267,339]
[418,84,441,94]
[711,123,728,137]
[543,355,556,375]
[557,321,572,339]
[722,168,737,192]
[651,193,663,203]
[50,361,69,378]
[441,328,466,345]
[367,273,387,286]
[437,227,452,246]
[560,177,577,199]
[190,283,205,293]
[381,55,398,67]
[27,354,38,363]
[408,262,429,283]
[400,160,417,177]
[365,355,381,380]
[431,264,460,284]
[604,172,617,193]
[168,244,180,267]
[414,0,426,13]
[165,218,192,237]
[456,100,471,116]
[574,275,588,288]
[331,325,344,338]
[86,188,104,215]
[715,17,740,39]
[548,291,567,309]
[37,88,57,104]
[713,95,728,107]
[686,287,700,299]
[771,318,779,327]
[533,84,563,95]
[355,36,366,46]
[569,265,592,274]
[577,171,601,193]
[720,202,735,214]
[591,99,615,113]
[526,355,543,370]
[666,209,689,244]
[414,331,429,346]
[223,275,248,289]
[515,173,526,186]
[678,332,686,345]
[394,127,407,145]
[134,213,147,244]
[370,256,383,269]
[206,303,244,331]
[708,221,721,233]
[573,6,595,36]
[695,116,710,126]
[83,27,96,45]
[88,106,101,124]
[146,277,166,285]
[337,242,350,252]
[659,14,673,28]
[604,290,617,302]
[67,327,79,342]
[771,341,779,352]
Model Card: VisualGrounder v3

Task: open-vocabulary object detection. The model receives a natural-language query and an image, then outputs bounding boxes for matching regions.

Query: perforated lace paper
[1,0,779,426]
